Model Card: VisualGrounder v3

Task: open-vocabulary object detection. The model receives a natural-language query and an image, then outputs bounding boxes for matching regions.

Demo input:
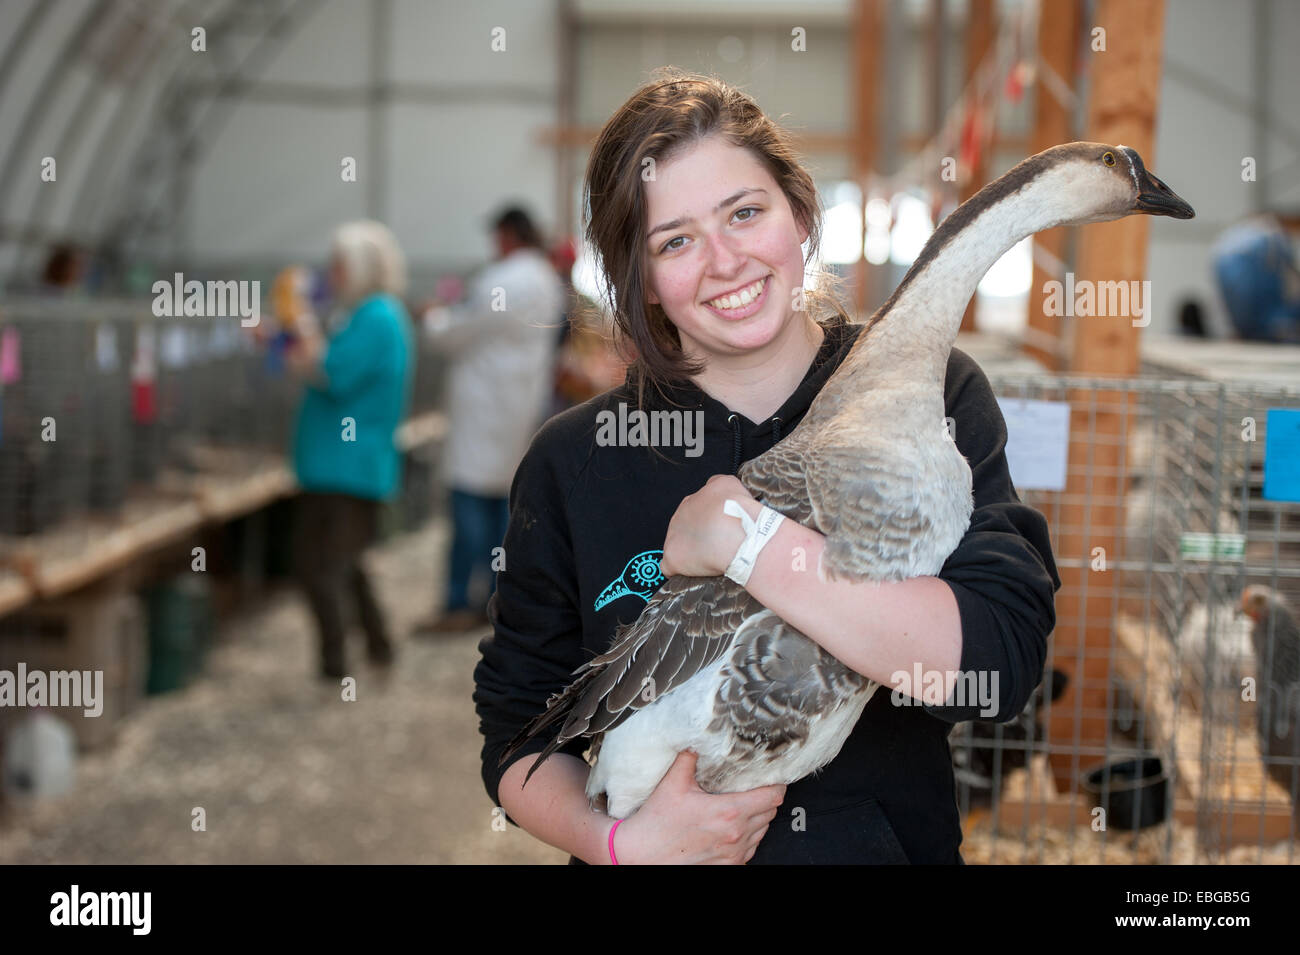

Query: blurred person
[1212,213,1300,342]
[549,237,631,416]
[413,206,564,634]
[551,294,630,415]
[286,221,414,679]
[549,237,579,351]
[39,244,87,293]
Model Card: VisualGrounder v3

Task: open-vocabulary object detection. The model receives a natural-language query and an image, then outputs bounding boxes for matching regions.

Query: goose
[1175,598,1257,689]
[503,142,1195,819]
[1241,585,1300,811]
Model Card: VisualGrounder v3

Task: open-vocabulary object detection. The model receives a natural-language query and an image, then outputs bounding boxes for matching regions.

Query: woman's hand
[659,474,760,578]
[611,750,785,864]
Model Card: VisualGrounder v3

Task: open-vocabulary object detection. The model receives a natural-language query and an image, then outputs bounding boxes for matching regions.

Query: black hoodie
[473,313,1062,864]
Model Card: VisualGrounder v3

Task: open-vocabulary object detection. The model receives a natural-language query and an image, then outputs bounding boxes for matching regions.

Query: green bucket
[144,576,213,695]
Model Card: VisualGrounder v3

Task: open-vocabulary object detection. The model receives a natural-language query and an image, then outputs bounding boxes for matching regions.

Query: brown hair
[583,68,851,407]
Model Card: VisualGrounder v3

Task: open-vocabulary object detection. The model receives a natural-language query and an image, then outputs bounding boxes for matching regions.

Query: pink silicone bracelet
[608,819,622,865]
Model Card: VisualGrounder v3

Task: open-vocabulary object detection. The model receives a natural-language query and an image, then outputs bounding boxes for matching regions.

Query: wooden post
[1024,0,1082,369]
[555,0,578,241]
[852,0,883,318]
[928,0,948,141]
[1046,0,1167,795]
[958,0,994,333]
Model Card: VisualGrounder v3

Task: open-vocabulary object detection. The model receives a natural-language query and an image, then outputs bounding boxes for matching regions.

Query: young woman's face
[642,135,810,360]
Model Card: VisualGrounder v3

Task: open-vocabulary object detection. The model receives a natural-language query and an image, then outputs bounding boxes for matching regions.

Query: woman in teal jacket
[288,220,414,679]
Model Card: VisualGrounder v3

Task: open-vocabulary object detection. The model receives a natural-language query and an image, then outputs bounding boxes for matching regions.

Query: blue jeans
[446,488,510,612]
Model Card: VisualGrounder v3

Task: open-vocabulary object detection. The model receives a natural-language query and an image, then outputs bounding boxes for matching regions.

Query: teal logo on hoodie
[595,550,665,611]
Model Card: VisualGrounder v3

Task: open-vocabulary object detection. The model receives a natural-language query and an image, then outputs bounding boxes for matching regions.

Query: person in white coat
[416,207,564,633]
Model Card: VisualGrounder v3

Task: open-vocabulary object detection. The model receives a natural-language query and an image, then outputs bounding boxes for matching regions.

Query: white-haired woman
[287,220,414,679]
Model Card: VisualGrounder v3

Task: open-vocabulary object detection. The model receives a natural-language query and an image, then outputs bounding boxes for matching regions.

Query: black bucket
[1083,755,1170,830]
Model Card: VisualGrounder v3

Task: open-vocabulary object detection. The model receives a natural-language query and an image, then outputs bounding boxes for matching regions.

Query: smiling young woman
[641,137,824,423]
[473,70,1060,865]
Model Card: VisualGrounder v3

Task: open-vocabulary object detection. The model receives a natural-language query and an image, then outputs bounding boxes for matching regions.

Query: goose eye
[1103,151,1116,166]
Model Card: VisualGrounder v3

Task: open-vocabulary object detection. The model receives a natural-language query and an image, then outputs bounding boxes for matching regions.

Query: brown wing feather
[504,428,830,786]
[738,437,816,526]
[501,574,764,784]
[708,610,871,754]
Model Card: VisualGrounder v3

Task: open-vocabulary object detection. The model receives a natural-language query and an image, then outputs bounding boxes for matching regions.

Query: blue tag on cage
[1263,408,1300,502]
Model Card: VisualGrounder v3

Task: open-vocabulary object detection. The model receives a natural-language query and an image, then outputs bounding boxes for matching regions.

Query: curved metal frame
[74,0,250,245]
[0,0,112,233]
[110,0,325,263]
[0,0,323,285]
[10,0,228,279]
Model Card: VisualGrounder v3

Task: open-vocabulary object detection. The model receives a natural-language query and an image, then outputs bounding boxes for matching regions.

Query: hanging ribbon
[960,104,983,182]
[1005,60,1027,103]
[132,324,158,424]
[0,326,20,384]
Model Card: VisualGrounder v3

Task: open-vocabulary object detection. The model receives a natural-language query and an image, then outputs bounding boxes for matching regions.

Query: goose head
[1240,584,1275,623]
[843,140,1196,376]
[1033,141,1195,226]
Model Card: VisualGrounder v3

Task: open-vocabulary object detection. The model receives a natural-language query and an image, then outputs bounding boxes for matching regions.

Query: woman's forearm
[741,510,964,700]
[498,752,615,865]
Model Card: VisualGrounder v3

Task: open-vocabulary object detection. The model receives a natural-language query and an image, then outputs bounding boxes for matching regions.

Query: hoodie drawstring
[728,414,742,475]
[728,414,784,475]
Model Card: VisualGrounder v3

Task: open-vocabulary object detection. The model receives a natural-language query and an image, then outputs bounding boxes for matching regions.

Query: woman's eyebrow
[647,187,768,240]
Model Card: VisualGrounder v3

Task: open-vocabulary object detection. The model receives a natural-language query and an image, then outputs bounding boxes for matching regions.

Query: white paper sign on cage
[995,397,1071,492]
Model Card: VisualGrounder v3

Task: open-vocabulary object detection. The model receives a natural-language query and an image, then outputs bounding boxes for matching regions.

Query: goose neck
[852,177,1066,382]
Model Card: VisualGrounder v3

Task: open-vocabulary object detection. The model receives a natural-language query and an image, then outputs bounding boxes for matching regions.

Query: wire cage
[952,368,1300,864]
[85,315,132,512]
[0,301,303,538]
[0,303,113,534]
[0,298,448,545]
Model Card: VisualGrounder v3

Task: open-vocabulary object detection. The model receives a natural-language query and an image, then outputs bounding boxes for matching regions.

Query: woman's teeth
[706,276,766,310]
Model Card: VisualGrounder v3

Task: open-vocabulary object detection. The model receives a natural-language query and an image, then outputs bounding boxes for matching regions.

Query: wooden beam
[1048,0,1168,795]
[534,126,1029,155]
[0,412,447,616]
[555,0,578,241]
[1025,0,1082,370]
[927,0,948,140]
[1069,8,1167,376]
[958,0,995,333]
[0,571,34,617]
[851,0,884,318]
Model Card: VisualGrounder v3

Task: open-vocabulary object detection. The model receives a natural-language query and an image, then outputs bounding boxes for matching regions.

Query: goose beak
[1133,166,1195,219]
[1120,146,1194,218]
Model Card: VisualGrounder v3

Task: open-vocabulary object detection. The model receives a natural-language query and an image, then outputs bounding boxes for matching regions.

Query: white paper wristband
[722,499,785,587]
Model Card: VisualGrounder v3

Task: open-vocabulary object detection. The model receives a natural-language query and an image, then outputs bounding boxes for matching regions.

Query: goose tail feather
[499,662,604,786]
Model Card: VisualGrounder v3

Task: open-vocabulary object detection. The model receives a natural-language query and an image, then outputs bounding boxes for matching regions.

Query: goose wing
[744,438,928,580]
[738,439,816,526]
[800,442,962,582]
[707,610,873,758]
[504,573,764,783]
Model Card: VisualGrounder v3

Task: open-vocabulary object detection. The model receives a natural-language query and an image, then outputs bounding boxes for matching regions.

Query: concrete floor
[6,517,1292,865]
[0,520,566,864]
